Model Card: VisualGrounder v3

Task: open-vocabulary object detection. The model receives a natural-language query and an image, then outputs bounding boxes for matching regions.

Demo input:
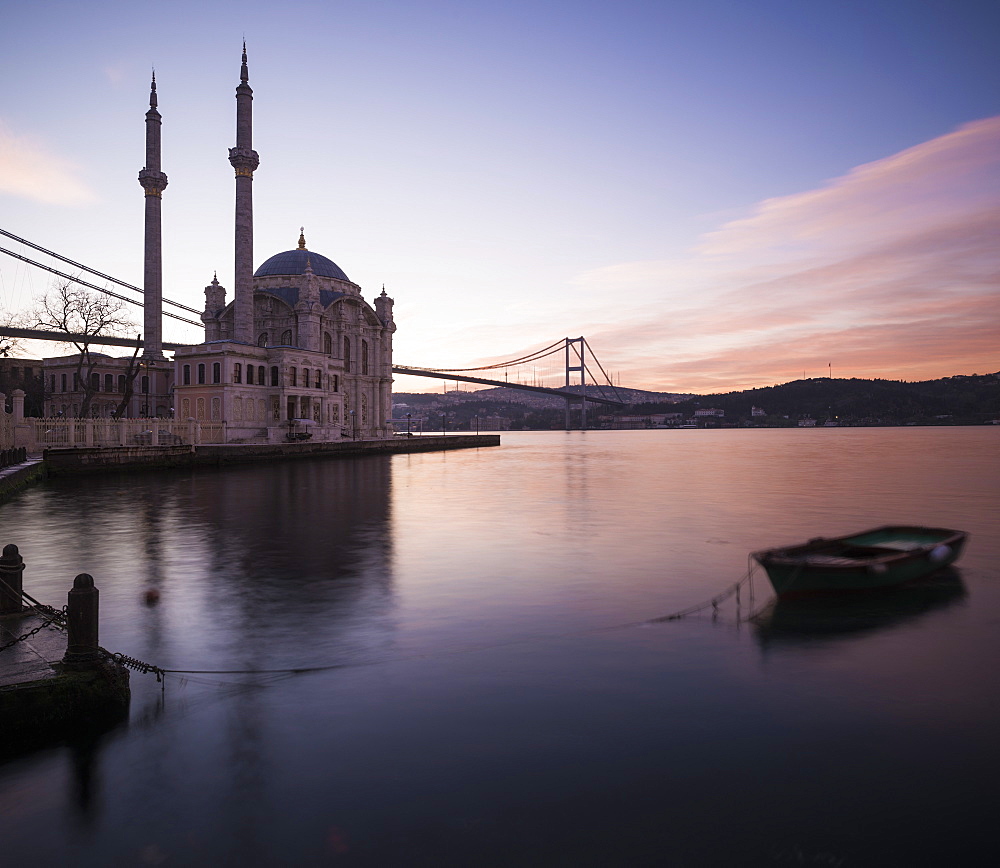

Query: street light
[406,412,411,436]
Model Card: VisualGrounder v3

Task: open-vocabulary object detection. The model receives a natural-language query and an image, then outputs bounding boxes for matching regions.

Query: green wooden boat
[752,525,968,598]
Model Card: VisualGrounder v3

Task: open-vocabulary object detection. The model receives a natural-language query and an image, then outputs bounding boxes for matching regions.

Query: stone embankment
[40,434,500,474]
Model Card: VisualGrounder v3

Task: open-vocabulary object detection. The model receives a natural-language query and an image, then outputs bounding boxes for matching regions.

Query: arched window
[315,371,322,389]
[280,329,293,345]
[258,366,265,385]
[290,367,297,387]
[258,333,268,347]
[362,340,369,375]
[74,373,80,390]
[183,365,191,385]
[197,364,206,384]
[212,362,221,384]
[344,337,351,372]
[324,332,332,355]
[117,375,126,392]
[270,366,279,387]
[246,365,254,385]
[234,363,242,383]
[211,397,221,421]
[196,397,205,419]
[303,368,310,389]
[61,373,67,392]
[91,372,100,391]
[181,398,190,418]
[141,376,150,394]
[104,373,114,392]
[50,375,56,394]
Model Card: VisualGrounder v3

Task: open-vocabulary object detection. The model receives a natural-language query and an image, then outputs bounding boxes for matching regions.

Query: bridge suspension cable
[405,339,568,373]
[0,227,203,317]
[0,245,203,327]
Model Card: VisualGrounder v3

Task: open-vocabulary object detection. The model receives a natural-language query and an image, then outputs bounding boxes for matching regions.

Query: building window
[344,337,351,372]
[141,376,150,394]
[181,398,190,418]
[196,397,205,419]
[258,333,268,347]
[362,340,369,375]
[50,375,56,393]
[234,363,242,383]
[290,367,297,387]
[91,372,101,391]
[212,397,221,420]
[213,362,221,384]
[183,365,191,385]
[303,368,310,388]
[281,329,292,345]
[332,374,339,393]
[117,375,126,392]
[105,373,114,392]
[258,366,265,385]
[246,365,254,385]
[270,366,279,387]
[324,332,332,355]
[74,373,80,390]
[197,364,206,384]
[61,373,67,392]
[315,371,322,389]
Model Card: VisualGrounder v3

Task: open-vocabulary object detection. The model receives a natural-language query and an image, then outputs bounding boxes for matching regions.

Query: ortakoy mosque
[43,47,396,442]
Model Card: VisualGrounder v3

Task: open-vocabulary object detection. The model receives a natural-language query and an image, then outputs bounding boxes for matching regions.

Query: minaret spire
[230,42,259,343]
[138,69,168,360]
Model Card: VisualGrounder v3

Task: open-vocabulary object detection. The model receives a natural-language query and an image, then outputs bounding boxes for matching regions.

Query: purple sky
[1,0,997,392]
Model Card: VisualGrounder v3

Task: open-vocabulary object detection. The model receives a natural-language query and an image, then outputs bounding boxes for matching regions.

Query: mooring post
[63,573,101,668]
[0,543,25,615]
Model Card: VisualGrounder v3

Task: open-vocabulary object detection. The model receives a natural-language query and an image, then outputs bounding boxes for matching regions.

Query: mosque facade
[43,46,396,442]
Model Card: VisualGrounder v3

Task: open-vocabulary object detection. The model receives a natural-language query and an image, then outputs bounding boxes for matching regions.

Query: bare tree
[32,280,137,418]
[0,311,24,358]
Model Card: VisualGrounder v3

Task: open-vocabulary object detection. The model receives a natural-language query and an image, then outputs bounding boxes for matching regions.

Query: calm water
[1,428,998,866]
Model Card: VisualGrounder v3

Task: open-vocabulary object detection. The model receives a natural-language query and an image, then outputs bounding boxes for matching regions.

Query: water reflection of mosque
[751,569,967,650]
[129,456,397,669]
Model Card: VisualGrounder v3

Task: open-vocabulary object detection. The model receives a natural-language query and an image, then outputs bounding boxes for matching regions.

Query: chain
[0,608,68,654]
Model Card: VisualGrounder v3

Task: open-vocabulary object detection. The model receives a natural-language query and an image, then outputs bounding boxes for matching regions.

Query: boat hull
[752,526,967,599]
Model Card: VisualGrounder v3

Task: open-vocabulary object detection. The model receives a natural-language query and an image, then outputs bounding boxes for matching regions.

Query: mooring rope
[2,563,769,680]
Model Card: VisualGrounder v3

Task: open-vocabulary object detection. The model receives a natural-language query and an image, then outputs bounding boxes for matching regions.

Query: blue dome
[254,249,349,282]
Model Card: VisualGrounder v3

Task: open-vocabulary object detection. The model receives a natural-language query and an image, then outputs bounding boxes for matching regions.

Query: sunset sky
[1,0,997,394]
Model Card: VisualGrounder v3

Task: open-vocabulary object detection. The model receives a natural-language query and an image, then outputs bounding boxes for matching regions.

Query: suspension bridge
[1,228,627,427]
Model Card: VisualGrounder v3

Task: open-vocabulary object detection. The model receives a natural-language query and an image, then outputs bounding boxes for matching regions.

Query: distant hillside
[632,373,1000,426]
[394,373,1000,428]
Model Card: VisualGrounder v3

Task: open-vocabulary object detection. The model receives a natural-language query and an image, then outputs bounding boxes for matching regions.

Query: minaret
[138,71,168,360]
[229,42,259,344]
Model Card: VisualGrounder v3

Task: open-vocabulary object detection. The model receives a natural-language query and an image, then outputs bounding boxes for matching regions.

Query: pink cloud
[571,118,1000,393]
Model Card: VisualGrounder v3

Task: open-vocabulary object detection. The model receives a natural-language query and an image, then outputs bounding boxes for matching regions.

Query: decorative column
[202,274,227,342]
[138,72,168,360]
[375,288,396,434]
[229,43,260,344]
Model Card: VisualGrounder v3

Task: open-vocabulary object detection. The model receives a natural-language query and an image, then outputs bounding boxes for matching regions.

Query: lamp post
[406,412,411,436]
[474,415,480,435]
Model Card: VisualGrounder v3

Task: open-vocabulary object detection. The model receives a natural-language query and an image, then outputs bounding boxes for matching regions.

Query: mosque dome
[254,231,350,281]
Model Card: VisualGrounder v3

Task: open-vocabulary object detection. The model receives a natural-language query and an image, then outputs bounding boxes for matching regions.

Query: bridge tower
[564,336,587,430]
[138,71,168,360]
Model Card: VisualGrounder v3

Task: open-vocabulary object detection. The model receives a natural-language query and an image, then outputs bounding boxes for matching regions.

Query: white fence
[15,416,225,452]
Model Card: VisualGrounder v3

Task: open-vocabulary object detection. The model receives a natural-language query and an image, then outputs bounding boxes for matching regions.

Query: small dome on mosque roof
[253,232,349,281]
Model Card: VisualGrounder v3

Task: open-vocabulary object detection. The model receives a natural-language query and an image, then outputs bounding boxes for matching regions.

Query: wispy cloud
[572,117,1000,392]
[0,119,96,205]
